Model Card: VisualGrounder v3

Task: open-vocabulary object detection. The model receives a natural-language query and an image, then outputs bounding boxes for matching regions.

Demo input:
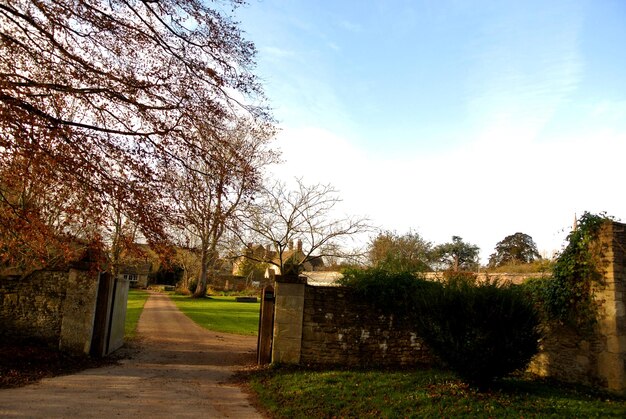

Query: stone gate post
[59,268,100,354]
[272,275,306,364]
[595,221,626,392]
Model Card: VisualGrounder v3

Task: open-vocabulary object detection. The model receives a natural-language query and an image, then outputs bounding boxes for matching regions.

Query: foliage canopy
[368,230,432,273]
[0,0,274,269]
[433,236,480,272]
[339,268,435,316]
[489,232,541,267]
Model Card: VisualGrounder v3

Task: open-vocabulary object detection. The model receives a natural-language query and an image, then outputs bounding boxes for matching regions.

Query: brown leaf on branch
[1,0,274,269]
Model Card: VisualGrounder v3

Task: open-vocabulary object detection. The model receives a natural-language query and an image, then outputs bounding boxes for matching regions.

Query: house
[232,240,325,278]
[267,240,324,276]
[115,242,161,288]
[231,243,269,277]
[118,262,152,288]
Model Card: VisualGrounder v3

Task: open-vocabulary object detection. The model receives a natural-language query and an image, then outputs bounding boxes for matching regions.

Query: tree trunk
[192,249,208,298]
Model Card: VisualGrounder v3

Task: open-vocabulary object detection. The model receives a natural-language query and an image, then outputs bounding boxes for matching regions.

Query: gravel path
[0,292,262,418]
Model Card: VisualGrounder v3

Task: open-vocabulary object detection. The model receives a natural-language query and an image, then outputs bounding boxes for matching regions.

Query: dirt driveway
[0,292,262,418]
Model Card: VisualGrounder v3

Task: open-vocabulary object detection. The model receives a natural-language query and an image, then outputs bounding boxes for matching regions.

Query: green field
[250,366,626,418]
[169,294,260,336]
[125,289,150,339]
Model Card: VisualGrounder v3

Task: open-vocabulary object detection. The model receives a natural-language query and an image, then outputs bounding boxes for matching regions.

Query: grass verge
[169,294,260,335]
[125,289,150,339]
[248,366,626,418]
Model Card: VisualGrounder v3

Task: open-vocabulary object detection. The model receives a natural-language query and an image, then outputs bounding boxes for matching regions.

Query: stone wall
[423,272,548,285]
[0,268,102,355]
[271,221,626,394]
[271,275,432,367]
[528,324,604,386]
[0,270,69,343]
[300,285,432,366]
[528,221,626,393]
[596,221,626,391]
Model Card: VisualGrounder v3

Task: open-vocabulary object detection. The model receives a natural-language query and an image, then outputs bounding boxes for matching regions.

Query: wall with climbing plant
[527,218,626,393]
[271,217,626,394]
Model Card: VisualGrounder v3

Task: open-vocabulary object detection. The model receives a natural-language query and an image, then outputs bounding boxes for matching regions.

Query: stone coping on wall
[274,274,307,284]
[297,271,549,288]
[423,271,549,285]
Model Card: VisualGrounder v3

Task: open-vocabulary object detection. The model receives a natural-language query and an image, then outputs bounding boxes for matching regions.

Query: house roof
[272,249,324,268]
[118,262,152,275]
[302,271,343,286]
[239,243,324,269]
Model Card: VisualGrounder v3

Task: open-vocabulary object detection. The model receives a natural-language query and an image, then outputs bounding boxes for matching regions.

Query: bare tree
[237,179,371,275]
[0,0,273,267]
[170,120,276,297]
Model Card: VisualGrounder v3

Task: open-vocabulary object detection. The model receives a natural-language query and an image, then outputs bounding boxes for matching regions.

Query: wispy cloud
[338,19,362,33]
[327,42,340,52]
[261,46,294,59]
[242,0,624,263]
[272,119,626,262]
[465,2,584,145]
[590,100,626,121]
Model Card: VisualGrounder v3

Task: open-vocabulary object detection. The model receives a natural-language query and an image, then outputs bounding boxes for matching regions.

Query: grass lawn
[125,289,150,339]
[169,294,260,336]
[249,366,626,418]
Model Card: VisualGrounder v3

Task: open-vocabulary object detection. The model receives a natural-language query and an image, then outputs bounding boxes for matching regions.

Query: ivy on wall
[525,212,613,334]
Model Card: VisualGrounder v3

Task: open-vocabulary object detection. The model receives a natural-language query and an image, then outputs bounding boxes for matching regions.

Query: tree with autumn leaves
[1,0,275,271]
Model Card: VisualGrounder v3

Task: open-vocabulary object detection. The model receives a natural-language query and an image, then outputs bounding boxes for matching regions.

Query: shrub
[339,267,435,317]
[186,278,198,294]
[340,267,541,389]
[440,270,477,287]
[414,280,540,389]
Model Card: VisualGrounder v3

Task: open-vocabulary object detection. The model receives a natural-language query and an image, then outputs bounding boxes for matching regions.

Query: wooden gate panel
[257,285,275,364]
[90,272,113,357]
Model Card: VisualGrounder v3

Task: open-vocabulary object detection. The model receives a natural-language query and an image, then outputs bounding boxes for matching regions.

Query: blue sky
[237,0,626,262]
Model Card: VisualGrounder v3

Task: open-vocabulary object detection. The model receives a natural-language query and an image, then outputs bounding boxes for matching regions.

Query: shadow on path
[0,292,262,418]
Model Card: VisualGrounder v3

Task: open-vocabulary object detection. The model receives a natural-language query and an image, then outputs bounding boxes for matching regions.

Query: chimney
[297,239,302,252]
[288,240,294,251]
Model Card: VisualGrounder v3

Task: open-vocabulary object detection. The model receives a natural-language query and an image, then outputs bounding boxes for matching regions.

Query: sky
[235,0,626,263]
